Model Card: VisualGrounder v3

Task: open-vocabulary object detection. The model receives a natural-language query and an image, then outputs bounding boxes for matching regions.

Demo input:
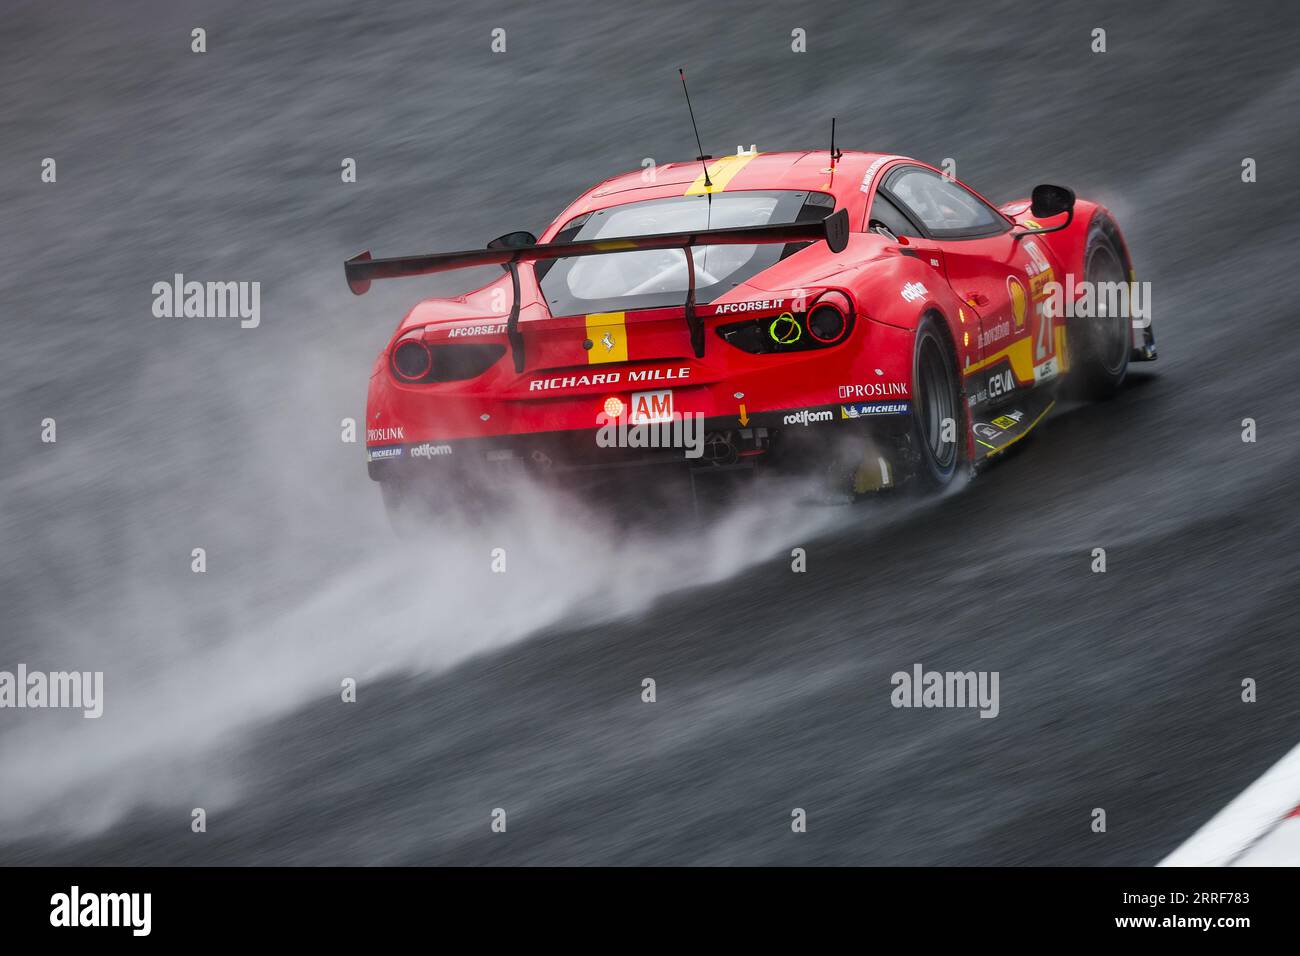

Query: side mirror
[1014,185,1076,239]
[1030,184,1075,219]
[487,230,537,250]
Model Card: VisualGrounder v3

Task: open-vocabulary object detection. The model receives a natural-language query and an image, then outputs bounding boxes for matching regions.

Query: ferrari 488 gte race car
[345,149,1156,519]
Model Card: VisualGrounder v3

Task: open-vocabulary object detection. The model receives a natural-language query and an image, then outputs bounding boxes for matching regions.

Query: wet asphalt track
[2,0,1299,864]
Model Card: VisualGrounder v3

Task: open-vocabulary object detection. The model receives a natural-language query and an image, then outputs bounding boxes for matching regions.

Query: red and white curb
[1160,740,1300,866]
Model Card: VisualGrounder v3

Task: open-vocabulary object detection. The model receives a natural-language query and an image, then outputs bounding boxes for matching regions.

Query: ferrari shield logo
[586,312,628,364]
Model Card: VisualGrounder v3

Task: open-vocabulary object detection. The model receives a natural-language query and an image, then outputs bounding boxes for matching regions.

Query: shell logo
[1007,275,1028,328]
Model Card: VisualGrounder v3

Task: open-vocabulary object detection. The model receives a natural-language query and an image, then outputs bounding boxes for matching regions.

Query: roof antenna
[830,117,843,163]
[678,69,712,189]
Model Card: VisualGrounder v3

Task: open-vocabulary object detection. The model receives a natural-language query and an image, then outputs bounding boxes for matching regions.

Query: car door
[877,165,1058,408]
[864,187,951,307]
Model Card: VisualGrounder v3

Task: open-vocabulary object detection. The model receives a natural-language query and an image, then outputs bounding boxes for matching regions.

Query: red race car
[345,149,1156,519]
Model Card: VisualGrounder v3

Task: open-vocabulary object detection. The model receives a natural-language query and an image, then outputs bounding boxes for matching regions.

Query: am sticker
[630,389,673,424]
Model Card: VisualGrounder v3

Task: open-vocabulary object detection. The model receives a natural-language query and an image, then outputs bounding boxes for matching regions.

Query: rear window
[538,190,832,317]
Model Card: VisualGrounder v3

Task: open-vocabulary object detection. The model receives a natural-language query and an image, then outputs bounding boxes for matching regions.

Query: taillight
[716,291,855,354]
[389,338,505,383]
[806,292,852,345]
[391,340,432,381]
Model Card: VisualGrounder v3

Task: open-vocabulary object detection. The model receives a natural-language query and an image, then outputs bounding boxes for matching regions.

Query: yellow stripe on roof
[685,152,760,195]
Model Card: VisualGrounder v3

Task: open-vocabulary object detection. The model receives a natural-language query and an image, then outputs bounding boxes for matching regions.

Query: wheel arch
[1034,199,1134,282]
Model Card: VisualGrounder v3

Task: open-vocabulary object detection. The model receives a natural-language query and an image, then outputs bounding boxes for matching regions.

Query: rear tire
[909,313,964,490]
[1068,219,1130,400]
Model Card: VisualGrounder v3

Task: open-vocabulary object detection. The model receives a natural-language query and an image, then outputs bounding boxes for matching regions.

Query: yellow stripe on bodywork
[585,312,628,363]
[963,336,1036,384]
[685,152,760,195]
[1055,325,1070,373]
[983,401,1056,458]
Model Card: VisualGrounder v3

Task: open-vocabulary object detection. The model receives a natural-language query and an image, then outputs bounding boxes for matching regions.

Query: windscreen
[538,190,832,316]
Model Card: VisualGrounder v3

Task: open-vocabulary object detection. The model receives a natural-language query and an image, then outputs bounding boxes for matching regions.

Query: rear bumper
[365,402,914,482]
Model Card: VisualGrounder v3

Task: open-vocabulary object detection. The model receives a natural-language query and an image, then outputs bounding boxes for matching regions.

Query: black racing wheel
[1068,218,1131,400]
[910,313,964,489]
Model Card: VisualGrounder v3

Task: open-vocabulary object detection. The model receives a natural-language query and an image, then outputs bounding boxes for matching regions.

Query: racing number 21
[1035,304,1054,361]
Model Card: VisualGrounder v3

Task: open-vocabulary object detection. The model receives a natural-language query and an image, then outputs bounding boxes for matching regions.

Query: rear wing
[344,207,849,371]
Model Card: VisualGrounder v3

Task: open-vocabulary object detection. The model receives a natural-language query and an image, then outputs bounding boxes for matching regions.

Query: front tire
[1068,219,1131,400]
